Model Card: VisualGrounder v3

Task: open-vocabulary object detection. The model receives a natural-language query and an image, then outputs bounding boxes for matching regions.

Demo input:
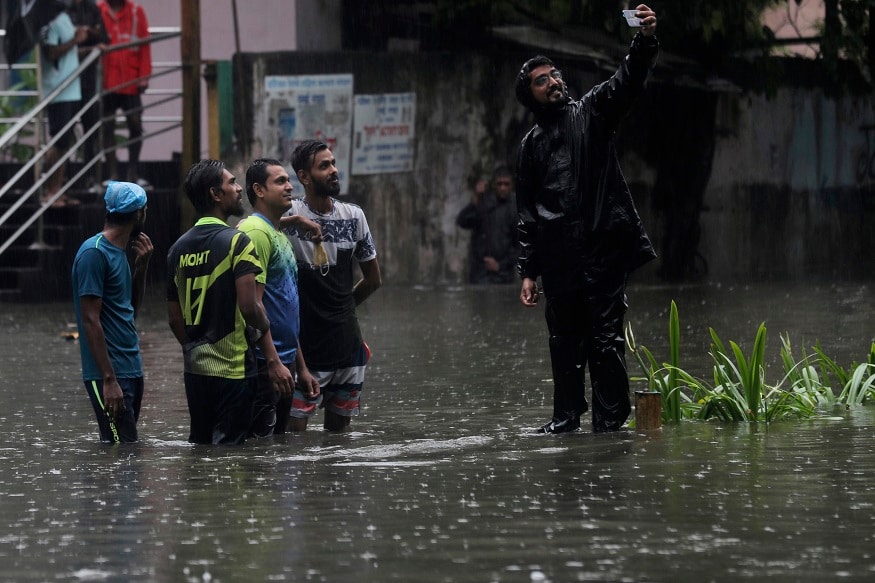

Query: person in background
[456,165,518,284]
[515,5,659,434]
[97,0,150,185]
[166,160,269,445]
[238,158,321,437]
[69,0,109,167]
[280,140,381,432]
[38,0,88,206]
[72,181,152,442]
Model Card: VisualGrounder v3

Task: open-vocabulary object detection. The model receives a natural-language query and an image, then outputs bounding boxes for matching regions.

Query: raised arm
[130,232,153,317]
[585,5,659,127]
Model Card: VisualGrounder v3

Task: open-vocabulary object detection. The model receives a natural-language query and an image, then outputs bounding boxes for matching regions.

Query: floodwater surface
[0,281,874,582]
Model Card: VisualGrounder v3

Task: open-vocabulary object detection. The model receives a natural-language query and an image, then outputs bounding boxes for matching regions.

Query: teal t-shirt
[72,234,142,381]
[41,11,82,103]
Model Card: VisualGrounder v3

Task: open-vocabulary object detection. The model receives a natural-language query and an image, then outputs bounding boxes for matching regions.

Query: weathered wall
[701,89,875,280]
[233,51,875,285]
[235,51,533,285]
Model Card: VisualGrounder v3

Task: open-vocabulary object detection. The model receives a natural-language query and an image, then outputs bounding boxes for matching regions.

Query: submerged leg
[538,294,589,434]
[537,333,588,434]
[587,274,631,432]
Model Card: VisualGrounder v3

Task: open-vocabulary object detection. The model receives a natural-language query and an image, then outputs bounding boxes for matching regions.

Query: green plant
[777,334,835,409]
[838,362,875,405]
[708,323,767,419]
[0,55,38,162]
[812,342,875,405]
[625,300,690,423]
[628,303,831,424]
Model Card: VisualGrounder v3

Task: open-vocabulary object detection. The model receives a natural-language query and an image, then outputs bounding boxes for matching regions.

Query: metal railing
[0,27,182,256]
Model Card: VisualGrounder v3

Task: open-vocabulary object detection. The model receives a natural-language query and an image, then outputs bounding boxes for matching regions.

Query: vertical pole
[203,62,219,159]
[635,391,662,431]
[96,48,106,184]
[34,45,47,249]
[180,0,201,229]
[231,0,246,155]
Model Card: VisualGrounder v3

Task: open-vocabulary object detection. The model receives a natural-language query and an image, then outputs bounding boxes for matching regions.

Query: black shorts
[47,101,78,148]
[183,373,256,445]
[103,92,142,116]
[250,359,294,438]
[83,377,144,443]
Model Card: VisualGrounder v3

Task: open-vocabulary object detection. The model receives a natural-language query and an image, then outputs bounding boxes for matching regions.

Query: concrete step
[0,159,182,302]
[0,288,23,302]
[0,262,70,301]
[0,245,61,268]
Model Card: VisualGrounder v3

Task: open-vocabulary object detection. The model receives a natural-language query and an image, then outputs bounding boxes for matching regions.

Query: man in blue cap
[72,181,153,443]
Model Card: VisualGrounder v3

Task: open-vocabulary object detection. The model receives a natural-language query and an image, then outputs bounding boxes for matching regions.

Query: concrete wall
[702,89,875,280]
[235,51,531,286]
[234,50,875,285]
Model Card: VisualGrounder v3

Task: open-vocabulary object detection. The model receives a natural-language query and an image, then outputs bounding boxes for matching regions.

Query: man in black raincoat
[515,4,658,433]
[456,166,518,284]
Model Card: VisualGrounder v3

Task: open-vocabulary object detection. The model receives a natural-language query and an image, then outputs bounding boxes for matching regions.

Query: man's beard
[313,178,340,198]
[547,84,569,107]
[130,213,145,238]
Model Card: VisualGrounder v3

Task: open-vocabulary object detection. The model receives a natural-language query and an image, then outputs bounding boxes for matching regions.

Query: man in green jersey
[238,158,321,436]
[166,159,270,444]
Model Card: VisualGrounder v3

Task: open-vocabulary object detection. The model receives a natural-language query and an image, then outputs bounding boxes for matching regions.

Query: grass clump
[626,301,875,423]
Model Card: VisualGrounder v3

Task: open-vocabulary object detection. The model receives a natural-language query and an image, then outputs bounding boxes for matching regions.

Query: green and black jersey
[166,217,262,379]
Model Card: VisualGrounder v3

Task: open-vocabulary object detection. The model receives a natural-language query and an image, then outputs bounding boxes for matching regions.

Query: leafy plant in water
[838,362,875,405]
[777,334,835,409]
[707,323,767,420]
[707,324,821,421]
[628,303,831,423]
[626,300,695,423]
[823,342,875,406]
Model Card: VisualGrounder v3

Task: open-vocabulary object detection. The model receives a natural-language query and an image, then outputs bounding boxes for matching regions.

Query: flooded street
[1,281,874,582]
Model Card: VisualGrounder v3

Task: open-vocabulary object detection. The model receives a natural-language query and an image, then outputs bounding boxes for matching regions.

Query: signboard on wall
[262,74,354,194]
[352,93,416,175]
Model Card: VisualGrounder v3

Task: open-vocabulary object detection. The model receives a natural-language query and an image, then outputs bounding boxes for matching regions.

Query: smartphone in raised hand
[622,9,642,27]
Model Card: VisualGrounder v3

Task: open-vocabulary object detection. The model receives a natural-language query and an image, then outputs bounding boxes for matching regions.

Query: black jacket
[457,191,518,284]
[516,33,658,294]
[69,0,110,95]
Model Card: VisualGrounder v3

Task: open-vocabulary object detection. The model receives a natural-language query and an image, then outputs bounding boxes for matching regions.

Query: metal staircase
[0,169,98,302]
[0,27,181,302]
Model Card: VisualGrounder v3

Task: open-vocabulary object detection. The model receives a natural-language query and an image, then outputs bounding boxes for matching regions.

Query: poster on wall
[262,74,354,194]
[352,93,416,175]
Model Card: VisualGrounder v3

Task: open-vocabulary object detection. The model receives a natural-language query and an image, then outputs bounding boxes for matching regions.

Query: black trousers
[543,272,631,432]
[184,373,255,445]
[250,359,294,437]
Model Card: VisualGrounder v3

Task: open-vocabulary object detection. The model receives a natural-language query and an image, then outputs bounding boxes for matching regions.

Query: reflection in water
[0,282,873,581]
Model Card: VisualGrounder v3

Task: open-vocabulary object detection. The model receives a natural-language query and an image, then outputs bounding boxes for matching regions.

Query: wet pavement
[0,281,873,582]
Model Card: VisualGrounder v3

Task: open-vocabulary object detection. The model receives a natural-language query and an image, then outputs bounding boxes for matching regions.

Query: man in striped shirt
[281,140,382,432]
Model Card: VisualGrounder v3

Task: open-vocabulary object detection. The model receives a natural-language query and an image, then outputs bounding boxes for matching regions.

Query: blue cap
[104,181,147,214]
